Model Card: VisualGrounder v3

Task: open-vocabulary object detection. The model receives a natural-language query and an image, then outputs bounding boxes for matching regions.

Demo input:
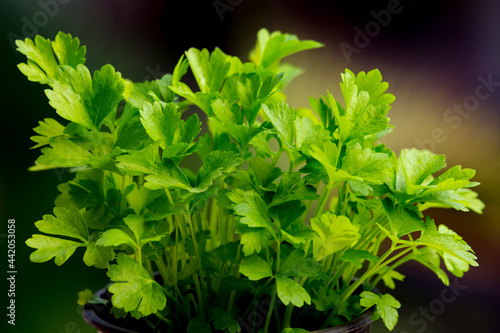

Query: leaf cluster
[20,29,483,332]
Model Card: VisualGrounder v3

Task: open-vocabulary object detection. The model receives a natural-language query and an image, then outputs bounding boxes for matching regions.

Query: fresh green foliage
[360,291,401,330]
[21,30,483,333]
[311,212,360,261]
[108,253,167,318]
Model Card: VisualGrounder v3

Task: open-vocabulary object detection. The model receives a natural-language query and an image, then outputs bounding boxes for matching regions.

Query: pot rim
[82,287,141,333]
[83,283,374,333]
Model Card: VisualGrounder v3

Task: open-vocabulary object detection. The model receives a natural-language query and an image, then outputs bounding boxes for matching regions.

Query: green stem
[221,206,227,245]
[137,245,142,266]
[334,139,343,167]
[165,189,174,205]
[272,149,284,167]
[327,259,348,289]
[186,214,209,317]
[177,99,194,112]
[145,259,154,278]
[288,153,294,174]
[276,241,281,272]
[301,199,314,221]
[323,244,415,329]
[227,246,242,315]
[154,311,173,328]
[283,303,294,328]
[263,288,277,333]
[120,174,127,213]
[209,197,219,246]
[159,285,190,319]
[367,254,414,291]
[191,272,204,317]
[143,317,156,330]
[355,224,381,253]
[336,182,344,215]
[172,223,179,299]
[321,244,396,328]
[154,253,171,288]
[315,184,331,218]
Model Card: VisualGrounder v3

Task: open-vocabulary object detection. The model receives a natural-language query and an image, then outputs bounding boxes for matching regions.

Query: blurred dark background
[1,0,499,332]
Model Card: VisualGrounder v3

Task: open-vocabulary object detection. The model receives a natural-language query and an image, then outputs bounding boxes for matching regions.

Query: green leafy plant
[19,29,484,332]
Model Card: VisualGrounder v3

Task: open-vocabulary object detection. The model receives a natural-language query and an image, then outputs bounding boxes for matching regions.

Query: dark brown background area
[1,0,499,332]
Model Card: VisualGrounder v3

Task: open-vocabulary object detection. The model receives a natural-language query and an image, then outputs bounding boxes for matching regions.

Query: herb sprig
[19,29,483,332]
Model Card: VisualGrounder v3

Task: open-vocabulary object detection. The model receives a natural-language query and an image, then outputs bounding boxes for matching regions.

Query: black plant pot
[83,285,373,333]
[82,287,145,333]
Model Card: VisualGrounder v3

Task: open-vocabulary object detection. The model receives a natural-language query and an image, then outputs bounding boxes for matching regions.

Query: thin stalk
[143,317,156,330]
[209,198,219,245]
[366,254,414,291]
[226,245,242,314]
[173,226,179,298]
[354,225,381,253]
[320,244,396,328]
[154,253,171,288]
[315,183,331,218]
[177,99,194,112]
[173,213,203,317]
[214,262,224,293]
[276,241,281,272]
[165,189,175,205]
[283,304,294,329]
[321,244,415,328]
[154,311,173,328]
[221,206,227,245]
[288,153,294,174]
[263,288,277,333]
[137,245,142,266]
[272,149,284,167]
[145,259,154,278]
[326,258,349,289]
[186,214,209,317]
[329,251,340,276]
[240,296,262,331]
[227,214,235,243]
[334,139,343,167]
[301,198,314,221]
[191,272,204,318]
[158,285,190,319]
[335,182,345,215]
[226,288,238,316]
[120,174,127,212]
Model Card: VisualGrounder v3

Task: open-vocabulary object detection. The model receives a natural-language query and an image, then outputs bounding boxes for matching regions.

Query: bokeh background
[1,0,499,332]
